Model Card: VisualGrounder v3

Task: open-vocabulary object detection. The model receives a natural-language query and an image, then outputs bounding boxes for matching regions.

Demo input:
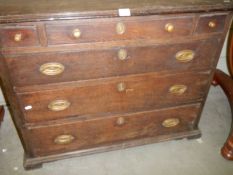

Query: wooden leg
[23,154,43,170]
[213,69,233,160]
[0,106,4,127]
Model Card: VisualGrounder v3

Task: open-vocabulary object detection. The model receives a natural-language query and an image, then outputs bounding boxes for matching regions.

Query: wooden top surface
[0,0,232,23]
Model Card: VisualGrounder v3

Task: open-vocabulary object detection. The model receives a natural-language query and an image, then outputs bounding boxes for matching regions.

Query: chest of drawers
[0,0,232,170]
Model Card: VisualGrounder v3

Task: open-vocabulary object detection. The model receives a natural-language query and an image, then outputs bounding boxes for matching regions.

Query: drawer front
[6,38,219,87]
[18,71,210,123]
[46,15,194,45]
[0,26,39,48]
[26,104,201,156]
[195,14,227,34]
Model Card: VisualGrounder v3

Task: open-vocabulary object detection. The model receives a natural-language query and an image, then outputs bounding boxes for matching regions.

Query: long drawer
[46,15,194,45]
[6,38,219,87]
[17,71,210,123]
[26,103,201,156]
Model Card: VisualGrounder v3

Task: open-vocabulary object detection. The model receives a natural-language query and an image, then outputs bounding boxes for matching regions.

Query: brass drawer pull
[162,118,180,128]
[54,134,75,145]
[165,23,175,33]
[169,85,187,95]
[208,21,216,28]
[14,33,23,42]
[118,49,128,60]
[116,22,126,35]
[175,50,195,62]
[48,100,71,111]
[40,62,65,76]
[116,117,125,126]
[73,28,81,38]
[117,82,126,92]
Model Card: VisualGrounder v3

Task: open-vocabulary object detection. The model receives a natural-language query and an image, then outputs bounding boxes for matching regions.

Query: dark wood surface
[0,0,232,23]
[0,106,4,126]
[26,104,200,156]
[18,71,210,123]
[213,26,233,160]
[213,70,233,160]
[0,1,232,169]
[6,38,219,87]
[46,15,194,45]
[228,28,233,77]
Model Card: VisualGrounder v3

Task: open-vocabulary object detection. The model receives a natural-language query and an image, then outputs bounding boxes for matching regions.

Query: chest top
[0,0,232,23]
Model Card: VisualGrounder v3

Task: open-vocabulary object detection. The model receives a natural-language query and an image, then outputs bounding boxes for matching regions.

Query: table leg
[213,69,233,160]
[0,106,4,127]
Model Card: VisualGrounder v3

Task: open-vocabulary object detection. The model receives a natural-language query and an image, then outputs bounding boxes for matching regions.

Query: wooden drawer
[26,103,201,156]
[18,71,210,123]
[6,38,219,87]
[195,13,227,34]
[0,26,40,48]
[46,15,194,45]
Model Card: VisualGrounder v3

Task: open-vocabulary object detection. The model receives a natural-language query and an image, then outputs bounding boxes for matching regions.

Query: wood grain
[0,0,232,23]
[17,71,210,123]
[5,38,219,87]
[25,103,201,156]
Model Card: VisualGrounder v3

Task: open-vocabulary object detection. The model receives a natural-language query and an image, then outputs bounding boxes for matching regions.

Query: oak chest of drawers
[0,0,232,169]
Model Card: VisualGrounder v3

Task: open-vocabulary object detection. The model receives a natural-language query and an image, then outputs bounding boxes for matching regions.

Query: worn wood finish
[5,38,219,87]
[24,129,201,170]
[0,1,232,170]
[212,26,233,161]
[0,106,4,126]
[0,26,40,48]
[213,70,233,160]
[195,13,227,35]
[46,15,194,45]
[26,103,201,156]
[18,71,210,123]
[228,27,233,77]
[0,0,232,23]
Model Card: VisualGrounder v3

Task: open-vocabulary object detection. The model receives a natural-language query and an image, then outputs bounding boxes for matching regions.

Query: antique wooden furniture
[0,0,232,169]
[0,106,4,126]
[213,24,233,160]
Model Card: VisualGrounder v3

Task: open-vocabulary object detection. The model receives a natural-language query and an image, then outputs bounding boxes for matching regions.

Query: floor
[0,86,232,175]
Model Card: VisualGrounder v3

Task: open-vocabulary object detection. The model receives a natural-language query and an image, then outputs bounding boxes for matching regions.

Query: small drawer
[195,13,227,34]
[0,26,40,48]
[17,71,210,123]
[26,103,201,156]
[46,15,194,45]
[6,38,219,87]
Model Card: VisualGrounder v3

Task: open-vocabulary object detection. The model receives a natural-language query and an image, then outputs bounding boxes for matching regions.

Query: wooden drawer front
[18,71,210,123]
[0,26,39,48]
[6,38,218,87]
[27,104,201,156]
[195,14,227,34]
[46,15,194,45]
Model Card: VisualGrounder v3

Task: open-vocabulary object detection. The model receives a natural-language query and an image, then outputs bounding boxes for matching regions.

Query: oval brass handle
[117,82,126,92]
[175,50,195,62]
[162,118,180,128]
[54,134,75,145]
[169,85,187,95]
[208,21,216,28]
[116,117,125,126]
[14,33,23,42]
[48,100,71,112]
[73,28,81,38]
[40,62,65,76]
[116,22,126,35]
[165,23,175,33]
[118,49,128,60]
